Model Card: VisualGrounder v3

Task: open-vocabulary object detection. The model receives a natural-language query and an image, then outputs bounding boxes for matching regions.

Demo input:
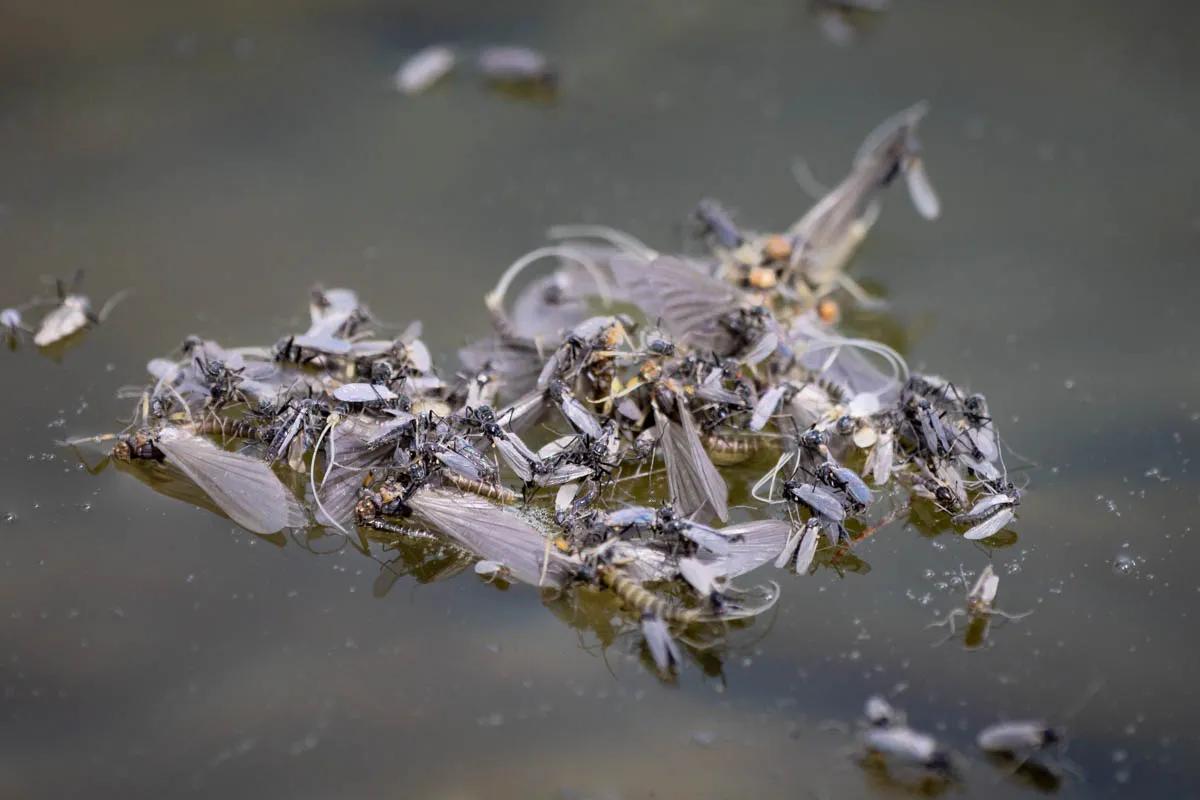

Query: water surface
[2,1,1199,797]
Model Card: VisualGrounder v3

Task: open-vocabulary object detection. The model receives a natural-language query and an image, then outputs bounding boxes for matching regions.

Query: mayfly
[928,564,1031,644]
[788,102,938,301]
[112,427,307,534]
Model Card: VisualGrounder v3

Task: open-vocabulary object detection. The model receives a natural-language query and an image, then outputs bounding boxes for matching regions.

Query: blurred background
[1,1,1198,797]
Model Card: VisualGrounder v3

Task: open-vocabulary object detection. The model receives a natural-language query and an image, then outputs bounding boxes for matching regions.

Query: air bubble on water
[2,512,16,524]
[1112,553,1136,576]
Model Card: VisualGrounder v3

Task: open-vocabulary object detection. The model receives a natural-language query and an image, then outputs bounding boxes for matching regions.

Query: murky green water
[2,1,1199,797]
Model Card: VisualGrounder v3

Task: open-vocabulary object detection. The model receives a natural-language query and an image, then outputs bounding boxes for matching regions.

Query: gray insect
[816,461,873,507]
[395,45,457,95]
[478,46,555,85]
[782,480,846,524]
[115,426,307,534]
[977,721,1061,754]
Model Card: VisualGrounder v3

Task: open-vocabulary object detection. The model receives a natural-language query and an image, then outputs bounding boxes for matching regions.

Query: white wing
[155,427,307,533]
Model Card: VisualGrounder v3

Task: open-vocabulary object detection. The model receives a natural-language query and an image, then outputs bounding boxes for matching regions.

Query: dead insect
[478,45,555,87]
[394,44,456,95]
[33,273,128,347]
[113,427,307,534]
[954,492,1019,541]
[695,198,745,250]
[929,565,1031,645]
[862,725,953,774]
[977,721,1062,755]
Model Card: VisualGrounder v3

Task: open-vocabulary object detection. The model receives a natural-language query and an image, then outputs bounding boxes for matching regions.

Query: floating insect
[395,45,457,95]
[928,564,1031,645]
[33,272,128,347]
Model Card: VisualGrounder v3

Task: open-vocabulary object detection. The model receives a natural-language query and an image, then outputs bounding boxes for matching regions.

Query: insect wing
[678,521,732,556]
[750,384,788,432]
[963,507,1014,541]
[559,395,603,440]
[640,614,681,672]
[905,157,940,220]
[678,557,725,597]
[494,435,536,483]
[333,383,397,403]
[155,427,307,534]
[699,519,791,576]
[789,483,845,523]
[656,404,729,523]
[793,519,822,574]
[408,488,573,588]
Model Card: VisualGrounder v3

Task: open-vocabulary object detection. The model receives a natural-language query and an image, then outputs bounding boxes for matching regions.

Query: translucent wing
[905,158,940,220]
[315,416,393,528]
[750,384,788,432]
[793,519,822,574]
[656,403,729,523]
[704,519,792,576]
[963,508,1014,541]
[155,427,307,534]
[610,255,738,351]
[640,614,681,672]
[408,488,575,589]
[333,383,398,403]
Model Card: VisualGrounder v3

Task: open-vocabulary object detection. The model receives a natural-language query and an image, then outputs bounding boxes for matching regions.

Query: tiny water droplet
[2,512,16,524]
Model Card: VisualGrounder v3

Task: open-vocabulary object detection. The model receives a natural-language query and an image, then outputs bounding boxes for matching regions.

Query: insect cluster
[69,103,1020,677]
